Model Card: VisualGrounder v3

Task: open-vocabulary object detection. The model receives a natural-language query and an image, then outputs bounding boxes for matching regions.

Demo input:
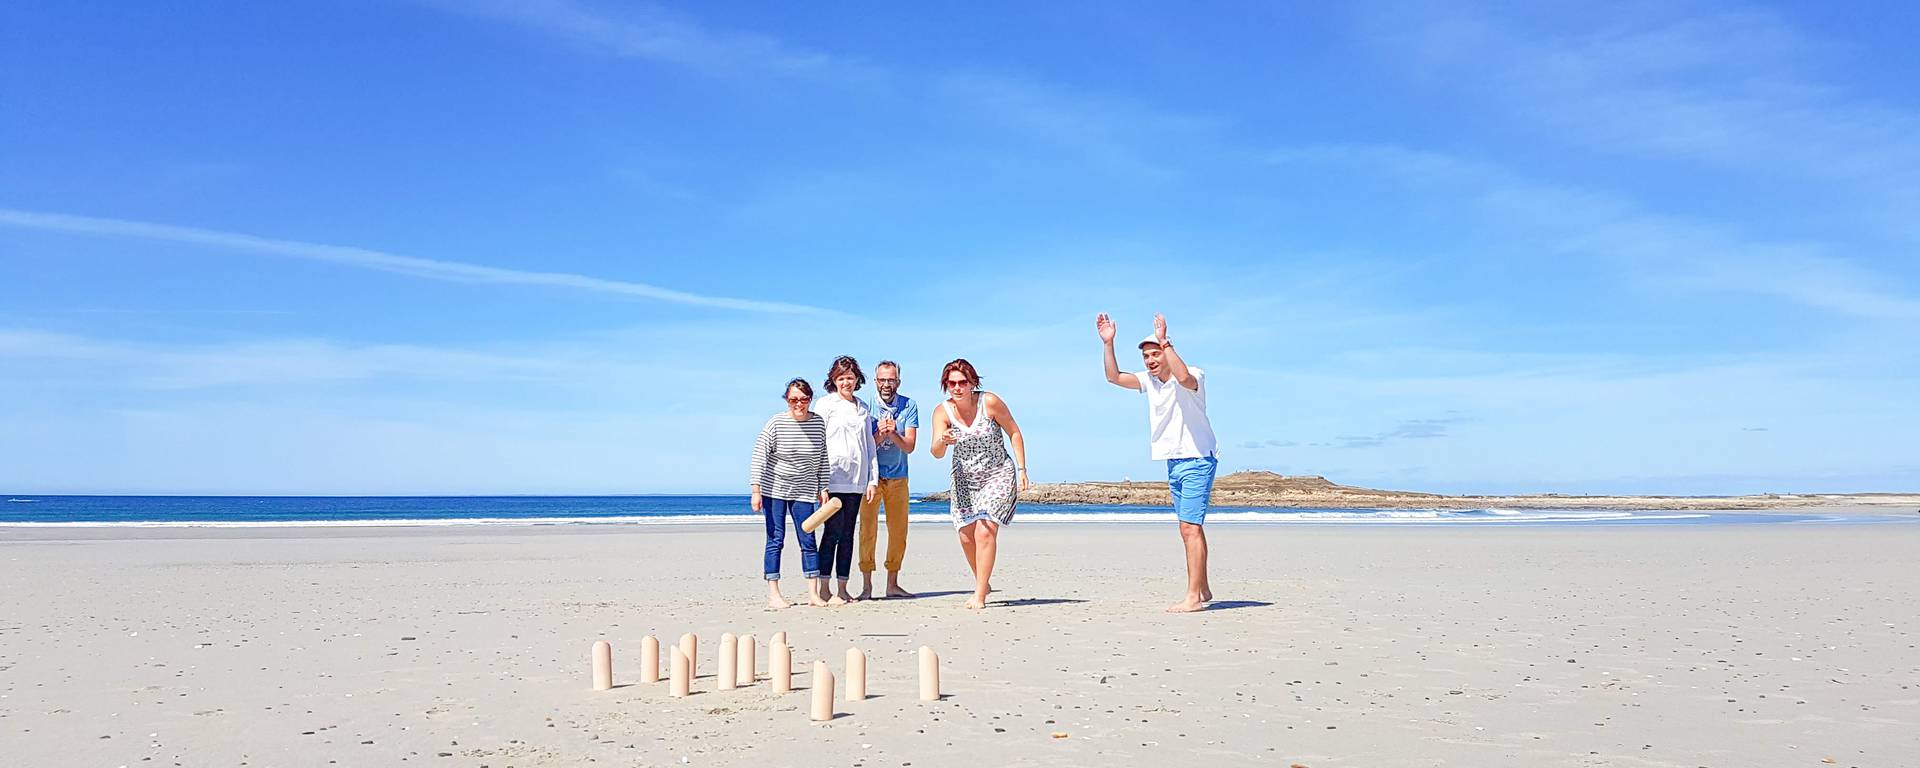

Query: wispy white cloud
[0,398,750,495]
[1333,415,1468,449]
[427,0,885,87]
[715,72,1220,228]
[1362,4,1920,240]
[1239,415,1469,451]
[931,71,1222,181]
[0,321,1150,492]
[1215,344,1920,494]
[0,328,611,389]
[0,209,835,315]
[1264,143,1920,321]
[435,2,1212,184]
[0,312,1089,395]
[1367,5,1920,178]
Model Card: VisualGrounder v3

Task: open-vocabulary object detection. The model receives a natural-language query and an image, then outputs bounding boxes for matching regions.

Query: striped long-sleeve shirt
[751,412,830,502]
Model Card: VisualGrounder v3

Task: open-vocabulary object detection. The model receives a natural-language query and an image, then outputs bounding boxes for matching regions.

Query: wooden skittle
[811,661,834,721]
[800,497,844,533]
[641,635,660,684]
[670,647,691,697]
[718,633,738,690]
[591,640,613,691]
[918,646,940,701]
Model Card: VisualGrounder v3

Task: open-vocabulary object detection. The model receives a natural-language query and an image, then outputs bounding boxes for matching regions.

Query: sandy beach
[3,519,1917,767]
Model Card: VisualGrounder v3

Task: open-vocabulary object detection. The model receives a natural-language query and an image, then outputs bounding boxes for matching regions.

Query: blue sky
[3,1,1917,495]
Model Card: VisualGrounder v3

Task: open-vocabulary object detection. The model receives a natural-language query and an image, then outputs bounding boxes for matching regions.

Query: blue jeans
[1167,456,1218,525]
[764,497,820,580]
[817,492,863,580]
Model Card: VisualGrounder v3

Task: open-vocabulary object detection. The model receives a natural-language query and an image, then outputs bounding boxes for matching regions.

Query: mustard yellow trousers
[859,477,910,573]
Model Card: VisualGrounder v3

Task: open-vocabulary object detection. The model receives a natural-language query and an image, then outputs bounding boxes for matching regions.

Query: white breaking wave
[0,509,1710,528]
[0,515,750,529]
[983,510,1707,524]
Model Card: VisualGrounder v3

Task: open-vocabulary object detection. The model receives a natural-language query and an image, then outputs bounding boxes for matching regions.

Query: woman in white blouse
[814,355,879,605]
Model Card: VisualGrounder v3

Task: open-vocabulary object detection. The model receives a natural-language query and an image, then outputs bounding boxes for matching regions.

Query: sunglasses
[945,379,973,389]
[787,396,811,403]
[876,378,900,384]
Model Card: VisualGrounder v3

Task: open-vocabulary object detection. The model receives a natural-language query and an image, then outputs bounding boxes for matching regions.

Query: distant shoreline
[921,471,1920,510]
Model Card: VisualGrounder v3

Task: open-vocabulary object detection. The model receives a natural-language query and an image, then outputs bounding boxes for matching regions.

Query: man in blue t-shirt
[860,360,919,599]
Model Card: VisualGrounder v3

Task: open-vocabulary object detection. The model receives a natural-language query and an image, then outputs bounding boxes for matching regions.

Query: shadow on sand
[990,597,1089,608]
[1203,600,1273,611]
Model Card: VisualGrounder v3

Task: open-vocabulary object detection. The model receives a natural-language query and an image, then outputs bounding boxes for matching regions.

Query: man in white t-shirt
[1097,312,1220,613]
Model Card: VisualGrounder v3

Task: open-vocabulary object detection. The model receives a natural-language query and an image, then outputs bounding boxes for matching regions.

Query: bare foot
[964,595,987,610]
[857,587,874,601]
[886,585,915,599]
[768,595,792,610]
[807,589,830,607]
[1165,598,1206,613]
[827,594,849,606]
[1201,589,1214,602]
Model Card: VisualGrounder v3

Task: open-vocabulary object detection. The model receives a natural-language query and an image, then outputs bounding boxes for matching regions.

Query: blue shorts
[1167,456,1218,525]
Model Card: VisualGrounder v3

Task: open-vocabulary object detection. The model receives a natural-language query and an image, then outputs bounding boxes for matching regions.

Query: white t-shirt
[1135,366,1217,460]
[814,393,880,493]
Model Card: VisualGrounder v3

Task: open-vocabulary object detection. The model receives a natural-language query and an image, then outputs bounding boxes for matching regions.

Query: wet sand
[3,520,1917,767]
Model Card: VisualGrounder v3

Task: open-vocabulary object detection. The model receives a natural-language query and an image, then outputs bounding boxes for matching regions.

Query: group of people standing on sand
[749,313,1219,614]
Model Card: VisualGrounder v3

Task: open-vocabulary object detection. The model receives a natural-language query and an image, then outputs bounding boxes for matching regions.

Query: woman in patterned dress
[928,358,1030,610]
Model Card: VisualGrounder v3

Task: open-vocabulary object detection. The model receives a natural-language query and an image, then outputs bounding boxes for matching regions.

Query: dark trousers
[817,492,863,580]
[764,498,820,580]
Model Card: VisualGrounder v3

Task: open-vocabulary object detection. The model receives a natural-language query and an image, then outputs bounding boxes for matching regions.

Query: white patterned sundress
[944,393,1018,529]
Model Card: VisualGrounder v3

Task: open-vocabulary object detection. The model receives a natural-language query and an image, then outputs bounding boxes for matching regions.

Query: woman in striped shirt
[751,377,832,608]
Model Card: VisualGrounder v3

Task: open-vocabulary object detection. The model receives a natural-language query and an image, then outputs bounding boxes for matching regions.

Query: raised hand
[1153,313,1169,345]
[1096,313,1117,344]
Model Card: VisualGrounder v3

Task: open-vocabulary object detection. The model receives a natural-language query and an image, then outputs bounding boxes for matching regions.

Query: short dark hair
[783,377,814,401]
[940,358,981,390]
[824,355,865,391]
[875,360,900,373]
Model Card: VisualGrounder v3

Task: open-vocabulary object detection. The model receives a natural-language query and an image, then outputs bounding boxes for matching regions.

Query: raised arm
[894,401,919,453]
[1154,313,1199,390]
[929,405,953,459]
[1097,313,1142,390]
[984,393,1030,492]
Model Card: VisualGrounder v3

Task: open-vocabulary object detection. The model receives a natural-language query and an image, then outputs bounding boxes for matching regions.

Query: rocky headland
[922,470,1920,510]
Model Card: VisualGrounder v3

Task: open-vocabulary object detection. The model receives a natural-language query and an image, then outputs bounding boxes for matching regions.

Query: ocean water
[0,495,1889,527]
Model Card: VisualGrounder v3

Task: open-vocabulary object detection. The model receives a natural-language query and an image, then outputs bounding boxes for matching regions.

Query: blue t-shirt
[872,394,919,480]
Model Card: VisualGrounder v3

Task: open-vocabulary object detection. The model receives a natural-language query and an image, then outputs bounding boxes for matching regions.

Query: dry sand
[3,520,1918,767]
